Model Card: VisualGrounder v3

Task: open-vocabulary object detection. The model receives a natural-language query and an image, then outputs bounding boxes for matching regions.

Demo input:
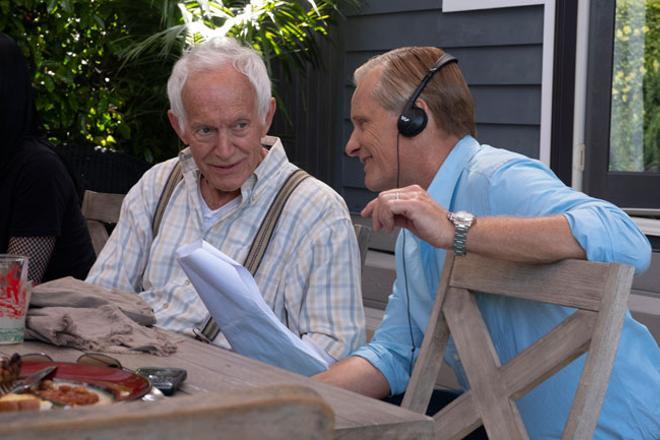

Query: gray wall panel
[344,187,378,212]
[344,46,542,86]
[345,6,543,51]
[453,46,542,85]
[472,85,541,125]
[342,86,356,119]
[476,124,540,159]
[342,155,367,188]
[269,34,342,186]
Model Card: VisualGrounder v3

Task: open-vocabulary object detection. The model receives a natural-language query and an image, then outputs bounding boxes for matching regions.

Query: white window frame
[443,0,544,12]
[443,0,555,167]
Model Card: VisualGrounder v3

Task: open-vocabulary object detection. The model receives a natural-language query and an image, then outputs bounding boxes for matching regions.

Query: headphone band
[400,52,458,116]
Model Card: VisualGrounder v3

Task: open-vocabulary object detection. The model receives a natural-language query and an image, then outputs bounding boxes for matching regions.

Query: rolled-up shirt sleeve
[352,297,420,395]
[564,204,651,273]
[352,233,426,396]
[486,158,651,273]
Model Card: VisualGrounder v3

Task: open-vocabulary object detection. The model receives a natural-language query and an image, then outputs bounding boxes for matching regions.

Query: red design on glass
[0,265,25,318]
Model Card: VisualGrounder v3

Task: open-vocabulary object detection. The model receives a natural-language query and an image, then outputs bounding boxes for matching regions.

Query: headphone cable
[396,133,416,377]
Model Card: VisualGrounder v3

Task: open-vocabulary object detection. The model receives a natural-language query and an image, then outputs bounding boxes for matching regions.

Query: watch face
[452,211,474,226]
[453,211,475,224]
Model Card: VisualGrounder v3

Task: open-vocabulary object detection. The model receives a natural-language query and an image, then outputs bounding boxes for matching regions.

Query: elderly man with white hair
[87,37,365,369]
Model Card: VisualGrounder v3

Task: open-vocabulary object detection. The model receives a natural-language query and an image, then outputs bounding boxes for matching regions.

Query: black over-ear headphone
[397,52,458,137]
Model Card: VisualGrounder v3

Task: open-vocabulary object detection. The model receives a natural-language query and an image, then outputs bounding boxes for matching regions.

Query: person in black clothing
[0,33,95,283]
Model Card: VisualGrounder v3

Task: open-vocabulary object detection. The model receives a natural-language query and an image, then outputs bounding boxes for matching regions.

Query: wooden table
[1,338,433,439]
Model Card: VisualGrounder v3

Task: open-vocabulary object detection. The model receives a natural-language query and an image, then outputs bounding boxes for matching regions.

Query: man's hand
[361,185,454,249]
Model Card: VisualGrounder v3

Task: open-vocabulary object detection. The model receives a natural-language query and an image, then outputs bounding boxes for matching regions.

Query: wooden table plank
[4,338,433,440]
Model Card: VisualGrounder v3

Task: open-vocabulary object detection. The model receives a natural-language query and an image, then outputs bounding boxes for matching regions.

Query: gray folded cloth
[29,277,155,325]
[25,277,177,356]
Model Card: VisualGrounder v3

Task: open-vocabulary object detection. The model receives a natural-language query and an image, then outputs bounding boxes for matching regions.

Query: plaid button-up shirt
[87,137,365,359]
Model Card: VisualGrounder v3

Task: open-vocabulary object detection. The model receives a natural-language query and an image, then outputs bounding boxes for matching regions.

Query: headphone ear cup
[397,106,427,137]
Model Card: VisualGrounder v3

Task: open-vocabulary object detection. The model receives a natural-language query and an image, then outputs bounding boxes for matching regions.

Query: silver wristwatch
[447,211,476,256]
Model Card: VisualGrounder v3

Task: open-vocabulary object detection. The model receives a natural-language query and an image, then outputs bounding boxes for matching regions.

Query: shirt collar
[177,135,289,203]
[426,135,481,210]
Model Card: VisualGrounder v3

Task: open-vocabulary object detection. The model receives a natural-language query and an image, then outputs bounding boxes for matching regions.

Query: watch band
[453,223,469,256]
[448,211,475,256]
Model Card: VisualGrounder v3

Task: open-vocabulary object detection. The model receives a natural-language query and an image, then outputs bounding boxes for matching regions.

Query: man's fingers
[361,199,377,218]
[363,189,418,231]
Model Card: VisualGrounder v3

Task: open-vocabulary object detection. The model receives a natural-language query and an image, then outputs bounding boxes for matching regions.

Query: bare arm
[363,185,585,263]
[466,215,585,263]
[314,356,390,399]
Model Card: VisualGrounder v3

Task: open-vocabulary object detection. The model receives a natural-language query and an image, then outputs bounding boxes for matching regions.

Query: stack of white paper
[176,240,329,376]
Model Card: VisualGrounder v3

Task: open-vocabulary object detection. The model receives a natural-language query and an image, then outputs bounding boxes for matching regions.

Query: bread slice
[0,393,41,412]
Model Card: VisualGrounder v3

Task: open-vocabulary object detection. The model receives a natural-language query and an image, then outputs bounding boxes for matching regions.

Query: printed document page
[176,240,329,375]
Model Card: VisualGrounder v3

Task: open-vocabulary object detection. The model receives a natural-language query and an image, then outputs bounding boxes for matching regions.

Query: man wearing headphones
[315,47,659,438]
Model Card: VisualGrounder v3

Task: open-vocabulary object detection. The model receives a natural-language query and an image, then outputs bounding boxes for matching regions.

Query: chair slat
[444,288,528,440]
[434,393,481,440]
[450,254,612,311]
[353,223,371,270]
[86,220,110,257]
[562,264,633,439]
[503,310,596,399]
[402,253,454,413]
[81,190,125,224]
[82,190,126,256]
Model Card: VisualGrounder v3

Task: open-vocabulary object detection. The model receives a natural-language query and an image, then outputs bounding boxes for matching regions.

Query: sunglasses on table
[18,352,124,369]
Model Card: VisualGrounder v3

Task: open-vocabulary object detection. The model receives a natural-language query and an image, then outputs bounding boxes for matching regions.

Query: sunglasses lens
[21,352,54,363]
[77,353,122,369]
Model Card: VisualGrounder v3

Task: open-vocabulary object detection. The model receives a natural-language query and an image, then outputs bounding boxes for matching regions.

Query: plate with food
[0,357,151,412]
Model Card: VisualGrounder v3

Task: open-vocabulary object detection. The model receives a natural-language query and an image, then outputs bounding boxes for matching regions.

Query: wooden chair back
[401,253,634,440]
[81,190,125,256]
[353,223,371,270]
[0,385,334,440]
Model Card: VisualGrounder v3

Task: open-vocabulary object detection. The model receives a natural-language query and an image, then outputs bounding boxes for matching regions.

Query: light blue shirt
[353,136,660,439]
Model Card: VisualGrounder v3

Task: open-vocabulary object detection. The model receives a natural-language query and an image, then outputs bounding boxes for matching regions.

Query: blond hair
[355,47,475,138]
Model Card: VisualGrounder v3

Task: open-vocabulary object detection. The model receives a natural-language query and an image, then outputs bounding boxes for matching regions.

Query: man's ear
[415,98,439,133]
[262,98,277,135]
[415,98,432,121]
[415,97,455,146]
[168,110,187,143]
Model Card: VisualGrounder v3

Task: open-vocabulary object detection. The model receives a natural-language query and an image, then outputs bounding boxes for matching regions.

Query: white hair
[167,37,272,129]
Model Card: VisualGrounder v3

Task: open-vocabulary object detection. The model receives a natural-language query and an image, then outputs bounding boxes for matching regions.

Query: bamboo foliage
[0,0,358,163]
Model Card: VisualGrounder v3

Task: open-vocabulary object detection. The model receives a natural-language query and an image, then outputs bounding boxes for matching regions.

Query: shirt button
[162,303,170,309]
[185,280,191,285]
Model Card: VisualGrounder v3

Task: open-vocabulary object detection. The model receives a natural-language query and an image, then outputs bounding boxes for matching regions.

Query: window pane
[609,0,659,172]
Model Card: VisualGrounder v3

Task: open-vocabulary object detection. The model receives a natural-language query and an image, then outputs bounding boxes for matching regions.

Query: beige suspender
[152,161,183,237]
[152,162,310,342]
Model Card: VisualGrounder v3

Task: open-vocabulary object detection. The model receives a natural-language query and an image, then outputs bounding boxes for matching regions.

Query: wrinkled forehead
[182,66,256,108]
[184,65,250,92]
